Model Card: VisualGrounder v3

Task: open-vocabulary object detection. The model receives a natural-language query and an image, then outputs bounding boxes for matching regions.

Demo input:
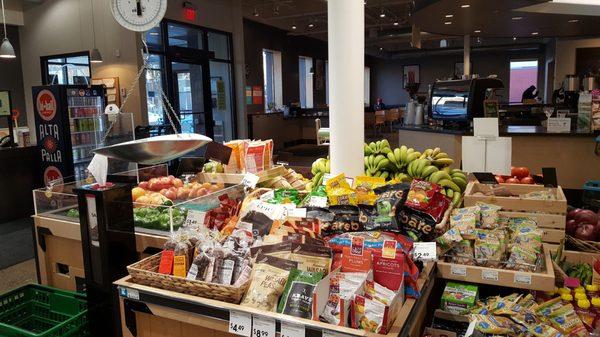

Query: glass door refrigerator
[33,85,108,186]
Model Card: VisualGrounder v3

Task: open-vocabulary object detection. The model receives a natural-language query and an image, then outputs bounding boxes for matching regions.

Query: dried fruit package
[240,254,298,311]
[277,269,324,318]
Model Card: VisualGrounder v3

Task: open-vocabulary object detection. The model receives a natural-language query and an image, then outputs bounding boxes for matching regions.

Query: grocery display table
[115,263,435,337]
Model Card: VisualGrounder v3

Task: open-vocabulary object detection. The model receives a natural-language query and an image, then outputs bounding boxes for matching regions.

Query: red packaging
[341,246,372,273]
[371,250,404,292]
[158,250,174,274]
[405,179,440,211]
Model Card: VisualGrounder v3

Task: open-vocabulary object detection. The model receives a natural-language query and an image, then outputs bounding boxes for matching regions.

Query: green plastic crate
[0,284,88,337]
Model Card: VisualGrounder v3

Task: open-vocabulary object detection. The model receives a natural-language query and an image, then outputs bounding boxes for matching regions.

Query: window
[262,49,282,111]
[509,60,538,103]
[146,54,166,125]
[208,32,231,60]
[168,23,203,49]
[299,56,313,108]
[364,66,371,107]
[41,52,91,85]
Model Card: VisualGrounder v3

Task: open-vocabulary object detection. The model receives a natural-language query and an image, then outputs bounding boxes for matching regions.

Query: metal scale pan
[93,133,212,165]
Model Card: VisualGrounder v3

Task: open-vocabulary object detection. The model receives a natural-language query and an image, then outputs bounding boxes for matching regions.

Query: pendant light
[0,0,16,59]
[89,0,102,63]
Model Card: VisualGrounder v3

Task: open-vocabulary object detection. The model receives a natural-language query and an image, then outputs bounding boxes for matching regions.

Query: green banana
[405,152,420,164]
[438,179,461,192]
[446,189,454,198]
[429,171,452,184]
[380,171,389,180]
[431,147,441,157]
[433,158,454,166]
[399,146,408,163]
[420,165,439,179]
[387,152,397,166]
[452,192,461,207]
[364,143,372,156]
[440,189,447,196]
[415,159,430,177]
[376,158,390,171]
[434,152,449,159]
[452,176,468,191]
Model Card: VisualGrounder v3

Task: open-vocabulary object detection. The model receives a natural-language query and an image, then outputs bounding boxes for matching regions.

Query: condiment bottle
[587,285,599,298]
[576,299,595,331]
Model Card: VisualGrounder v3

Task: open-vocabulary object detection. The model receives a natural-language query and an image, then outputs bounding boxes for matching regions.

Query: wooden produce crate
[463,182,567,214]
[196,165,287,185]
[498,211,565,244]
[437,247,555,291]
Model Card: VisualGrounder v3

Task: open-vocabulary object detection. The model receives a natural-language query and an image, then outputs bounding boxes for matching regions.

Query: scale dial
[111,0,168,32]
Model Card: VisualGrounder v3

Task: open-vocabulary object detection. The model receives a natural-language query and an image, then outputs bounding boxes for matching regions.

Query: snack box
[440,282,478,315]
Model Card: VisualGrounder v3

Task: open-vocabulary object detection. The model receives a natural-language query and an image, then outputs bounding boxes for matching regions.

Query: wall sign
[36,89,57,121]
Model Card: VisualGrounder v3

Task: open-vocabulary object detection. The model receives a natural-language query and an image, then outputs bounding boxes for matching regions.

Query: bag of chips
[353,176,386,205]
[290,243,332,275]
[320,205,363,236]
[352,295,390,334]
[396,207,437,242]
[405,180,440,211]
[240,254,298,311]
[358,183,410,232]
[277,269,323,318]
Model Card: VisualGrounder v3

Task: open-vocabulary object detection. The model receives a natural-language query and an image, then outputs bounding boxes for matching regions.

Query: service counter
[0,146,40,223]
[249,113,329,150]
[397,125,599,189]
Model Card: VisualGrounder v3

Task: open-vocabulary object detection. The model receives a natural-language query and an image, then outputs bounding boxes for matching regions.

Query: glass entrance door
[171,61,213,136]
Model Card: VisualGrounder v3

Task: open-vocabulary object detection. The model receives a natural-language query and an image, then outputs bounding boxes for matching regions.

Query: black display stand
[75,182,138,337]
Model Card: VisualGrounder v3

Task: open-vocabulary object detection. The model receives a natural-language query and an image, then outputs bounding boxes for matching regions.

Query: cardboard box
[440,282,478,315]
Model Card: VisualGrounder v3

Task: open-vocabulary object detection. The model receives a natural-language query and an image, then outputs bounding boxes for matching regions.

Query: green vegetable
[566,263,593,285]
[66,208,79,218]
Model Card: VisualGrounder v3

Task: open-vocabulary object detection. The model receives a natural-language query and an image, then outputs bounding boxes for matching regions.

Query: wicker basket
[127,253,249,303]
[566,235,600,253]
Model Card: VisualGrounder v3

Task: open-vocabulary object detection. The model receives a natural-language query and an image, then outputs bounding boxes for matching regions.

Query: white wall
[554,37,600,90]
[18,0,246,142]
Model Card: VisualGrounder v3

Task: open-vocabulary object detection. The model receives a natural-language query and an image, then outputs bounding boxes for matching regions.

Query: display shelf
[436,247,555,291]
[116,263,435,337]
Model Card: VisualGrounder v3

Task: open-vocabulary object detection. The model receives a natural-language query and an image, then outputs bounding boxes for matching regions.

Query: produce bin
[0,284,88,337]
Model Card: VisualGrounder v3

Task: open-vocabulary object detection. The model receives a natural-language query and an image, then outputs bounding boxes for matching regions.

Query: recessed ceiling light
[308,23,314,28]
[379,47,383,51]
[531,32,539,35]
[461,4,470,8]
[380,9,386,18]
[149,32,159,36]
[512,16,523,20]
[393,22,399,26]
[513,36,517,41]
[444,21,452,25]
[568,19,579,23]
[445,14,454,18]
[291,25,297,30]
[474,29,481,33]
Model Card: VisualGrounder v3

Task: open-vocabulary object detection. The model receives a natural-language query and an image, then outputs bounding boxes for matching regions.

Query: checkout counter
[0,146,40,223]
[398,78,599,190]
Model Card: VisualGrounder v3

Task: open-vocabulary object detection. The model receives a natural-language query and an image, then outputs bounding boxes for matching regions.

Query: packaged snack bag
[450,212,477,239]
[243,141,266,173]
[547,304,588,337]
[371,249,404,292]
[277,269,323,319]
[321,271,368,326]
[250,241,293,260]
[470,315,514,335]
[506,245,539,271]
[436,227,463,254]
[352,294,391,334]
[240,254,298,311]
[359,183,410,232]
[405,179,440,211]
[474,230,504,267]
[325,173,351,191]
[320,205,363,236]
[328,188,358,206]
[290,243,332,275]
[396,207,437,241]
[475,202,502,229]
[365,281,398,306]
[353,176,386,205]
[450,240,474,265]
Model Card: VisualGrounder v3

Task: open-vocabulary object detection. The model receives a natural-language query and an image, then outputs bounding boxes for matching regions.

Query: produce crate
[196,165,288,184]
[463,182,567,214]
[0,284,88,337]
[583,180,600,211]
[498,211,565,244]
[437,247,555,291]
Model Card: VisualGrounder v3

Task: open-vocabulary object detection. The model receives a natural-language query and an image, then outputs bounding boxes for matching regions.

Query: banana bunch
[364,139,392,156]
[420,147,454,168]
[428,168,468,207]
[393,172,412,183]
[407,158,438,180]
[387,145,421,171]
[364,154,391,178]
[310,157,330,191]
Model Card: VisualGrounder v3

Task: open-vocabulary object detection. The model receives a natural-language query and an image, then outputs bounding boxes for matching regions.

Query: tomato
[520,176,534,184]
[495,175,505,183]
[138,181,149,189]
[511,166,530,179]
[506,177,520,184]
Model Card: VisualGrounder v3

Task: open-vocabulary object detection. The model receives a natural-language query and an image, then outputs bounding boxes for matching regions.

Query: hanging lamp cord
[1,0,7,40]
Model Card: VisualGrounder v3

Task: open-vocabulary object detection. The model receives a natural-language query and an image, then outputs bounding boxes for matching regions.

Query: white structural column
[327,0,365,177]
[464,35,471,76]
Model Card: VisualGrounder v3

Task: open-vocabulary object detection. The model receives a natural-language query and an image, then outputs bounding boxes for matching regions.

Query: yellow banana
[431,147,441,157]
[434,152,449,159]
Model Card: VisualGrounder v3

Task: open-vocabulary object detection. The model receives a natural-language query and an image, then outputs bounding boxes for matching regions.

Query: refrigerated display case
[32,85,135,185]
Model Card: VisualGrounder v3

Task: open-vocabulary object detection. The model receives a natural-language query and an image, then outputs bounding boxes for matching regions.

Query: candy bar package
[277,269,324,319]
[240,254,298,311]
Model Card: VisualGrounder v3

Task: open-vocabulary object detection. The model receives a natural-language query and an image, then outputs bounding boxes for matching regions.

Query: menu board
[0,91,10,116]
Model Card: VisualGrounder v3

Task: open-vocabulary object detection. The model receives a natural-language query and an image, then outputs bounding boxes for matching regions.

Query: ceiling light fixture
[379,8,386,18]
[393,21,399,26]
[379,47,383,51]
[89,0,102,63]
[444,21,452,25]
[308,23,314,28]
[531,32,539,35]
[274,5,279,16]
[253,7,259,17]
[512,16,523,20]
[513,36,517,41]
[568,19,579,22]
[445,14,454,18]
[474,29,481,33]
[291,24,297,30]
[0,0,16,59]
[461,4,470,8]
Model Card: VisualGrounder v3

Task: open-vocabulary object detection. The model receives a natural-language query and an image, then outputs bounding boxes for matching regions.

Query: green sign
[0,91,10,116]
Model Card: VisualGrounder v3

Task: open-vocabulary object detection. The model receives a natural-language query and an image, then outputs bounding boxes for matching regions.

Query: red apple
[575,223,597,241]
[566,219,579,236]
[495,175,505,183]
[511,167,530,179]
[506,177,520,184]
[520,176,534,184]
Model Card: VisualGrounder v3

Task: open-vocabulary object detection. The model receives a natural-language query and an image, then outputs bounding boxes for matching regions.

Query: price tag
[451,265,467,277]
[252,315,275,337]
[242,173,260,189]
[229,311,251,336]
[184,210,206,227]
[259,190,275,201]
[289,207,307,218]
[308,195,328,208]
[412,242,437,261]
[280,322,305,337]
[482,269,499,281]
[514,273,532,285]
[119,287,139,300]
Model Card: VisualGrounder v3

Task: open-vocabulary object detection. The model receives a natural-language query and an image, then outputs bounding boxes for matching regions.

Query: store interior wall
[243,19,329,114]
[0,26,26,128]
[371,47,547,105]
[554,37,600,90]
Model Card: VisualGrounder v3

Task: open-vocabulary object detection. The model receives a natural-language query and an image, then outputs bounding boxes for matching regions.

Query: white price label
[229,311,251,336]
[289,207,307,218]
[184,210,206,227]
[119,287,139,300]
[482,269,499,281]
[451,265,467,277]
[412,242,437,261]
[242,173,260,189]
[308,195,328,208]
[280,322,305,337]
[252,315,275,337]
[514,273,532,285]
[259,190,275,201]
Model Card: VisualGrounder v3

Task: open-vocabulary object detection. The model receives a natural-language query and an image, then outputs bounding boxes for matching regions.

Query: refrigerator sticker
[36,89,57,121]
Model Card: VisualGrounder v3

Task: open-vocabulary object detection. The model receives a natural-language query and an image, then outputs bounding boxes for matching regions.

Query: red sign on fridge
[36,89,57,121]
